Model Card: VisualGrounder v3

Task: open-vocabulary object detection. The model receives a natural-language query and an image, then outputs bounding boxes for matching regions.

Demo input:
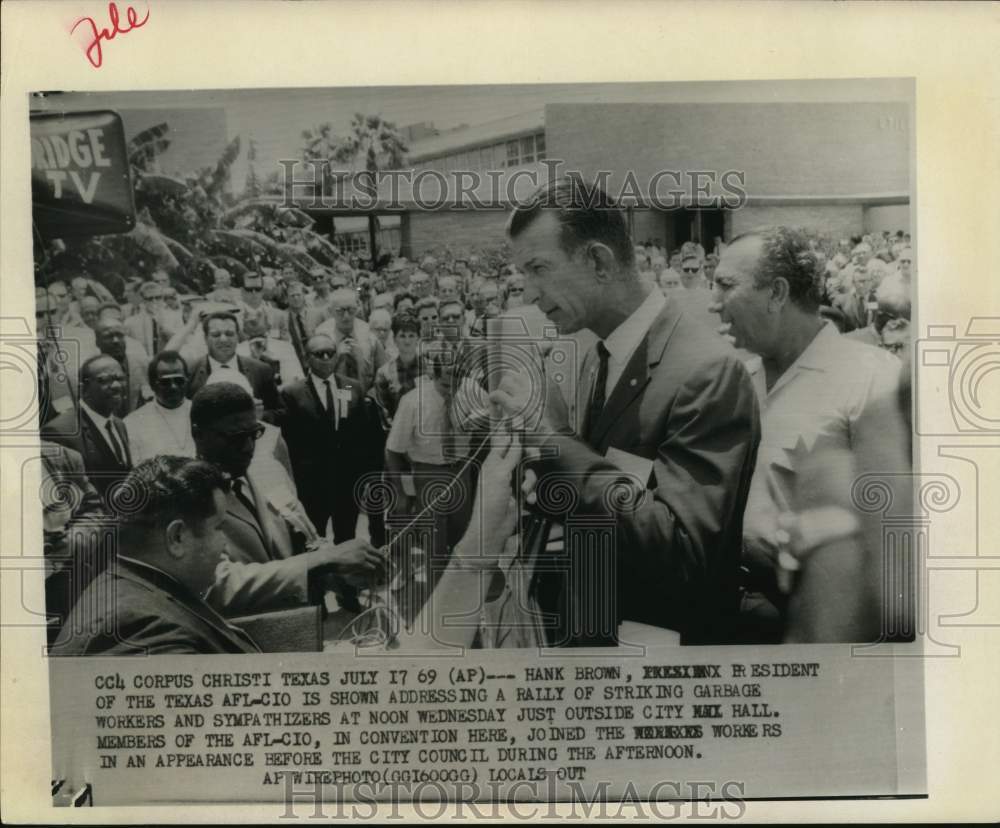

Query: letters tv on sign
[30,110,135,238]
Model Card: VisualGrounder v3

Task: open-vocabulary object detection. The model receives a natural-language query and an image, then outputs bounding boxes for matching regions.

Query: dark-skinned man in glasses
[191,382,384,617]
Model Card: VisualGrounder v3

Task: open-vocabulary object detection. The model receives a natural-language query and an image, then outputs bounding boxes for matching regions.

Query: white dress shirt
[309,372,341,428]
[80,400,125,459]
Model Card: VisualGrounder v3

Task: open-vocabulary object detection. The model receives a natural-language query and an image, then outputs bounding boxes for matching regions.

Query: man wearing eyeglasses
[123,281,169,357]
[41,354,133,499]
[125,350,195,463]
[315,288,387,393]
[679,254,709,291]
[280,334,385,551]
[192,382,384,616]
[240,272,278,334]
[844,276,911,360]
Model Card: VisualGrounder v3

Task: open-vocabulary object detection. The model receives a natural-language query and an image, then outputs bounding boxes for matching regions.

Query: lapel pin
[629,378,637,387]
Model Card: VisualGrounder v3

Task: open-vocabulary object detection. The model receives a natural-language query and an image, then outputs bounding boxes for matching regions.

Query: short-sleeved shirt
[386,376,489,465]
[743,322,901,559]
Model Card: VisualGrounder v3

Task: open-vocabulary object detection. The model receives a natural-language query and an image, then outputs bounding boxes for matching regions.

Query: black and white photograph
[2,0,997,821]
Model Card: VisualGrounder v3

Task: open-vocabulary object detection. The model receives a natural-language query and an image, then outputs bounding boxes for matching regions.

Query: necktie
[323,378,338,428]
[442,388,459,463]
[585,341,611,446]
[232,478,259,524]
[296,312,307,342]
[151,317,159,352]
[105,420,126,465]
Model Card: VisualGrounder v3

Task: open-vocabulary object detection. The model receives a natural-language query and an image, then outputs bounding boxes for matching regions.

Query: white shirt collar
[310,371,338,398]
[602,288,667,369]
[80,399,112,432]
[209,355,236,372]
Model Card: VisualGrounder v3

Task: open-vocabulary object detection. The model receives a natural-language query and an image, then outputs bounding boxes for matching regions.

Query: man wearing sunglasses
[192,382,383,616]
[125,350,195,463]
[280,334,385,550]
[679,254,709,291]
[240,272,278,334]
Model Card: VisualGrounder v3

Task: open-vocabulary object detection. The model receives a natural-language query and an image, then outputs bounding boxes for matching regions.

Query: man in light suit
[491,178,761,645]
[124,281,170,357]
[186,311,285,424]
[273,279,325,368]
[191,383,383,617]
[41,354,134,500]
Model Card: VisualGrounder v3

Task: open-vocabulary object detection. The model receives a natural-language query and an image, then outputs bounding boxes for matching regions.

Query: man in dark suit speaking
[491,178,761,645]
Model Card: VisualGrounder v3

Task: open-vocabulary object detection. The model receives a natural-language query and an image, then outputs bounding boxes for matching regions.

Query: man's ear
[585,243,617,282]
[164,518,187,560]
[769,276,791,311]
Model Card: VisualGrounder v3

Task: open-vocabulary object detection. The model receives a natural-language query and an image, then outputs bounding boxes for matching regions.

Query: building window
[479,146,492,170]
[535,132,546,160]
[506,140,520,167]
[520,136,535,163]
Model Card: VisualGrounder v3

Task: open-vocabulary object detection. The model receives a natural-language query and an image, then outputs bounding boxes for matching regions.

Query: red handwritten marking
[71,3,150,69]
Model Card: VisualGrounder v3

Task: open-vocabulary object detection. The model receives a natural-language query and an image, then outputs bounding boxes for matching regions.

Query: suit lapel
[576,346,595,436]
[245,475,277,556]
[227,489,268,551]
[79,408,118,469]
[588,302,683,451]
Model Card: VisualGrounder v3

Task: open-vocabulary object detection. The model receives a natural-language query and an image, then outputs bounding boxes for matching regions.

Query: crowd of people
[34,177,913,654]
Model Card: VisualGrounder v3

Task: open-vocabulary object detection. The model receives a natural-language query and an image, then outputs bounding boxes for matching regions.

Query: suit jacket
[52,556,261,655]
[41,406,132,499]
[529,300,761,644]
[279,373,383,496]
[124,310,166,357]
[206,473,312,616]
[186,354,285,424]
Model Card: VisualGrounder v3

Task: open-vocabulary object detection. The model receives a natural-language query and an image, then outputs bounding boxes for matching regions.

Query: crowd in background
[34,207,914,652]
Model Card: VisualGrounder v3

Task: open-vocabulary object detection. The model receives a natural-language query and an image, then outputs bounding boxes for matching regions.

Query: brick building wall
[407,208,510,257]
[545,102,909,200]
[730,203,864,239]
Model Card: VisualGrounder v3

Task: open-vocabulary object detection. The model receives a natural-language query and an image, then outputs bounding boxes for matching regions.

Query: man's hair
[733,226,824,312]
[97,302,123,319]
[79,353,120,388]
[190,382,254,429]
[139,282,161,300]
[369,308,392,327]
[436,275,457,290]
[148,349,189,386]
[439,299,465,318]
[506,177,635,270]
[391,311,420,337]
[329,287,358,308]
[112,456,229,548]
[393,292,417,311]
[201,311,239,337]
[415,296,440,314]
[681,254,701,266]
[305,332,335,352]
